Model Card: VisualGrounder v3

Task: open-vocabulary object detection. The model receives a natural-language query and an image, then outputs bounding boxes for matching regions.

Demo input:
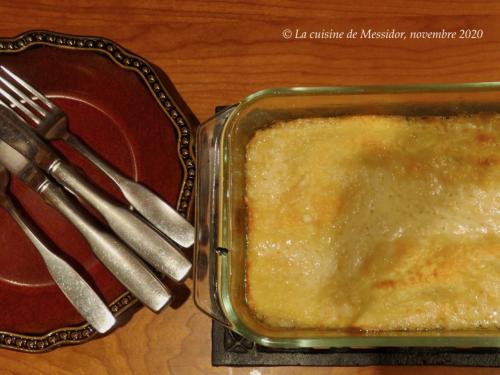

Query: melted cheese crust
[245,115,500,330]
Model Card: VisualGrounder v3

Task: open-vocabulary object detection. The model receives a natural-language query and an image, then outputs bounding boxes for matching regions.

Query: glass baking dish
[194,84,500,349]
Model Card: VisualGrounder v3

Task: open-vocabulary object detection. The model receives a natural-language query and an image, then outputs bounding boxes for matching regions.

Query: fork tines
[0,66,54,127]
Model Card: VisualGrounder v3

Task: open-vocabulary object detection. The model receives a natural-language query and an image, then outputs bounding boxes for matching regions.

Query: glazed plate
[0,31,196,352]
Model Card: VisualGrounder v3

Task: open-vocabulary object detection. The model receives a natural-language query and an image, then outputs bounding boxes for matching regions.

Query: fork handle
[1,196,116,333]
[38,179,172,312]
[65,133,194,248]
[48,159,192,282]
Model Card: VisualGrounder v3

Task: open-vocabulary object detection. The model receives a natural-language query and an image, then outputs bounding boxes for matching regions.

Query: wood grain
[0,0,499,374]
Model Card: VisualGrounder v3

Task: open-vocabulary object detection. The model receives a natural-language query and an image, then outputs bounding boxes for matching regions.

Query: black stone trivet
[212,322,500,367]
[210,106,500,367]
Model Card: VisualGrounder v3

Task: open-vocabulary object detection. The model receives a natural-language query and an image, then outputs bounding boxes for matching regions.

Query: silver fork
[0,166,116,334]
[0,66,194,249]
[0,67,192,283]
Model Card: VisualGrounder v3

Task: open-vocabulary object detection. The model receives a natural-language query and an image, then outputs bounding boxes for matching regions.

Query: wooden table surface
[0,0,499,374]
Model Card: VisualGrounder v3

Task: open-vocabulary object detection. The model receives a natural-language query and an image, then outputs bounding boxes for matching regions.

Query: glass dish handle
[194,105,237,326]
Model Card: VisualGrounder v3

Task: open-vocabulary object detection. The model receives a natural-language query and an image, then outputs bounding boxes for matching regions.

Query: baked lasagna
[245,114,500,330]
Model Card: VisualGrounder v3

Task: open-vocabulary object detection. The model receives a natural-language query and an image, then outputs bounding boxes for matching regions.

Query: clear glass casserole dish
[194,84,500,349]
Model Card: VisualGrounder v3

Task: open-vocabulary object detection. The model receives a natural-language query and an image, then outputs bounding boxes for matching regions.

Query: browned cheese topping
[245,115,499,330]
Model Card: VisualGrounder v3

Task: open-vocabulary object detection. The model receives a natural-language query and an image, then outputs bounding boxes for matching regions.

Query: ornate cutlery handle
[1,196,116,333]
[48,159,192,283]
[66,134,195,248]
[38,179,172,312]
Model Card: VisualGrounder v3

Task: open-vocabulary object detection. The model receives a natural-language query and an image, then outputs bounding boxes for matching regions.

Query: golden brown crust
[245,114,500,330]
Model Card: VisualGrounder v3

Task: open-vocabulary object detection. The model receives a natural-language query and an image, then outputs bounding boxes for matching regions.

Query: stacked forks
[0,67,195,334]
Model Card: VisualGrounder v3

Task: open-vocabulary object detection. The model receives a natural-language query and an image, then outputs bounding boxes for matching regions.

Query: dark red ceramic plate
[0,31,196,352]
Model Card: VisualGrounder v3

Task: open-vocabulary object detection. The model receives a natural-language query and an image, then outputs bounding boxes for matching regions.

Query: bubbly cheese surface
[245,115,500,330]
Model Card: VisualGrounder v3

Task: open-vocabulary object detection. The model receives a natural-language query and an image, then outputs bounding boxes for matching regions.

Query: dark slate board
[212,322,500,367]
